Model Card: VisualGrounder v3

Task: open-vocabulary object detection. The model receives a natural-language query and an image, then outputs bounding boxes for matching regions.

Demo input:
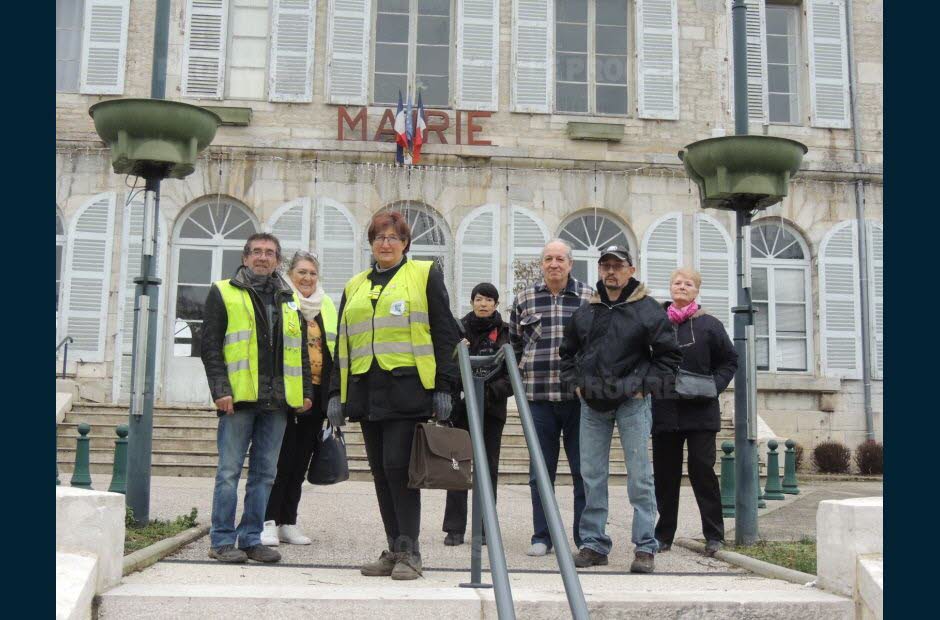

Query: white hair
[540,238,573,262]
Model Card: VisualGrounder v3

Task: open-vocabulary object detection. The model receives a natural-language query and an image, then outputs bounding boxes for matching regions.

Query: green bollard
[108,425,129,494]
[763,440,785,500]
[720,441,735,518]
[71,423,93,489]
[782,439,801,495]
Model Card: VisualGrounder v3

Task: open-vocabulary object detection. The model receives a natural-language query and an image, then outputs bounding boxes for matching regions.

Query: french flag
[394,90,408,163]
[413,92,427,164]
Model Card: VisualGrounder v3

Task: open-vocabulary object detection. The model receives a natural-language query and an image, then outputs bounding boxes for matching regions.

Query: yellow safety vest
[337,260,436,403]
[214,279,304,408]
[320,293,338,358]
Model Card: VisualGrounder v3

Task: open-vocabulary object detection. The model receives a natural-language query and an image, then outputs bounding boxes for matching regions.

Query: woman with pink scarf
[651,268,738,557]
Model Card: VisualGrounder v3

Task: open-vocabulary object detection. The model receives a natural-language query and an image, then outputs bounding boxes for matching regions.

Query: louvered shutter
[182,0,228,99]
[79,0,130,94]
[456,0,500,111]
[694,214,734,333]
[511,0,552,113]
[867,221,883,378]
[113,197,166,401]
[325,0,371,105]
[641,213,682,303]
[61,193,116,362]
[269,0,316,102]
[728,0,767,123]
[636,0,679,120]
[268,199,312,265]
[807,0,851,128]
[457,205,500,316]
[507,206,550,298]
[314,200,359,303]
[819,221,861,378]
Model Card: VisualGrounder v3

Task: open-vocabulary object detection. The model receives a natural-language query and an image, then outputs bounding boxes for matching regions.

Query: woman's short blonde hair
[670,266,702,289]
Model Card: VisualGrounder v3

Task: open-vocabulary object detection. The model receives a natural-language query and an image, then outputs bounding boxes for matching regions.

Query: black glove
[327,396,344,428]
[433,391,453,422]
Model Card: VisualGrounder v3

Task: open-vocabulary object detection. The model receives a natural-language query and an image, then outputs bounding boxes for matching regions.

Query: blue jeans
[210,407,288,549]
[528,400,585,548]
[579,396,659,555]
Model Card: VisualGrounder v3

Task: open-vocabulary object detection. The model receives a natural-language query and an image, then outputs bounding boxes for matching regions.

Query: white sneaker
[261,520,279,547]
[526,542,553,557]
[278,524,312,545]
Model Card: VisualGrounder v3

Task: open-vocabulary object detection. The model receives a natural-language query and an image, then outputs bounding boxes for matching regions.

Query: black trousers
[442,415,506,535]
[265,412,324,525]
[361,417,424,556]
[652,430,724,545]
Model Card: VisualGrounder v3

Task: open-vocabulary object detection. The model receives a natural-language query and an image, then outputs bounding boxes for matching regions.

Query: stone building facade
[56,0,883,449]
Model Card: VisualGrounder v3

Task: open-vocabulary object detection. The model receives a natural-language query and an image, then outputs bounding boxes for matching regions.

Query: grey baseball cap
[598,244,633,265]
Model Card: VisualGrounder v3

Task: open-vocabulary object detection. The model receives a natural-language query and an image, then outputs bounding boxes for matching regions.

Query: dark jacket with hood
[328,256,460,422]
[453,310,513,422]
[559,278,682,412]
[651,303,738,434]
[201,265,314,414]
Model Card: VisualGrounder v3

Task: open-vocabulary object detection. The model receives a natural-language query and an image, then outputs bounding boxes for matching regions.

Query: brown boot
[361,551,400,577]
[630,551,655,574]
[390,553,423,580]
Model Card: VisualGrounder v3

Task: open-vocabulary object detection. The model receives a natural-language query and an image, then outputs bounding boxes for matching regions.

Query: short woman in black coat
[651,268,738,555]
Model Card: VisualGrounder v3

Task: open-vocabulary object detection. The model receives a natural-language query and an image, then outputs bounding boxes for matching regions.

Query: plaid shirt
[509,276,594,401]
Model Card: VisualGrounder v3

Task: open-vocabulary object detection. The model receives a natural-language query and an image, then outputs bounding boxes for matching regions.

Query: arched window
[558,211,633,287]
[170,200,259,358]
[750,220,812,372]
[456,204,500,317]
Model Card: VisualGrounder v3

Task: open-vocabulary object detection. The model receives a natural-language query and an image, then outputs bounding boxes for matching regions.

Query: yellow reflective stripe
[284,335,302,348]
[407,311,430,324]
[224,330,252,346]
[351,344,376,358]
[284,365,303,377]
[372,342,420,355]
[345,321,374,337]
[227,359,251,373]
[413,344,435,357]
[373,315,410,329]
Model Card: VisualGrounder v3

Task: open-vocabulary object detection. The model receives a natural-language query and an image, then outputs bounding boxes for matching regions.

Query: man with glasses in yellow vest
[200,232,314,564]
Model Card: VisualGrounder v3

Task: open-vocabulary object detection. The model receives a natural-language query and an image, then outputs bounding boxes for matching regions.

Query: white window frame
[750,221,814,374]
[765,1,803,126]
[224,0,271,101]
[553,0,632,117]
[370,0,456,108]
[456,203,501,317]
[557,211,637,287]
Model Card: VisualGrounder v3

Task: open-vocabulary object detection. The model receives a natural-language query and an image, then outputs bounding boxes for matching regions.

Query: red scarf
[667,301,699,325]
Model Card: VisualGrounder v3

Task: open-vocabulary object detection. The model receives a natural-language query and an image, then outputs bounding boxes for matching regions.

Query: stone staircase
[57,401,744,484]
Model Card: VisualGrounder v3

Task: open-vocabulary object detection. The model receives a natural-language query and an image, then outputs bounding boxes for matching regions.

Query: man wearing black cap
[559,245,681,573]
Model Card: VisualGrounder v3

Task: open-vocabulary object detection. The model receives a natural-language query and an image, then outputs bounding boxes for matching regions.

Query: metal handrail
[455,342,515,618]
[501,343,590,620]
[56,336,74,379]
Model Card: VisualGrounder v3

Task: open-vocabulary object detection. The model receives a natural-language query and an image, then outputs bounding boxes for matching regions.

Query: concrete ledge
[56,486,125,593]
[817,496,883,597]
[57,392,74,424]
[675,538,816,586]
[856,554,883,620]
[56,551,97,620]
[124,524,210,576]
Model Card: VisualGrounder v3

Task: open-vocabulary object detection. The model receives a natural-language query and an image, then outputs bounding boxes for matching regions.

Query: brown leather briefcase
[407,422,473,491]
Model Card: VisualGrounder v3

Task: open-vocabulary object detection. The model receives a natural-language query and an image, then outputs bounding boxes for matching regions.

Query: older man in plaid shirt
[509,239,594,556]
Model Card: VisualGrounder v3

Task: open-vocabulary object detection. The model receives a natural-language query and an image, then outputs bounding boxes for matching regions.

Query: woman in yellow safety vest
[261,251,338,548]
[327,210,460,581]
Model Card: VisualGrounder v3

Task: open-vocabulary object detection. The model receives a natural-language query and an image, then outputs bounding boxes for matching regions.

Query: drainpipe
[844,0,875,441]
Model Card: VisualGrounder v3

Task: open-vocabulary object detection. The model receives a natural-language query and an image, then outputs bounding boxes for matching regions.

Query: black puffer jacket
[651,304,738,434]
[453,310,513,422]
[559,279,682,412]
[201,266,314,413]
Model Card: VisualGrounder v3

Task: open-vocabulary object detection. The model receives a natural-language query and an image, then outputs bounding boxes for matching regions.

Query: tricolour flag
[413,92,427,164]
[394,90,408,163]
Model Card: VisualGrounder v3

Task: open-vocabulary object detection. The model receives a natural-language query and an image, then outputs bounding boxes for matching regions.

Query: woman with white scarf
[261,251,338,546]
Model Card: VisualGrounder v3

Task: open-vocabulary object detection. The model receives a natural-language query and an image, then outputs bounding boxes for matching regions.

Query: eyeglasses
[249,248,278,258]
[373,235,403,245]
[598,262,628,272]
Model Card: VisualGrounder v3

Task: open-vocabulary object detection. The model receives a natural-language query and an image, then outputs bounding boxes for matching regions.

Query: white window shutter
[507,205,550,300]
[267,198,312,263]
[636,0,679,120]
[457,0,500,111]
[325,0,371,105]
[182,0,228,99]
[61,193,116,363]
[807,0,851,128]
[79,0,130,95]
[457,205,500,317]
[511,0,552,113]
[728,0,768,123]
[269,0,316,102]
[640,213,682,303]
[314,199,359,303]
[867,221,883,378]
[694,214,734,334]
[819,221,862,378]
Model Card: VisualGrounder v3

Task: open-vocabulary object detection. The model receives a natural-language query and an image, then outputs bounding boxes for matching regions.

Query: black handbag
[306,425,350,485]
[407,422,473,491]
[675,369,718,399]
